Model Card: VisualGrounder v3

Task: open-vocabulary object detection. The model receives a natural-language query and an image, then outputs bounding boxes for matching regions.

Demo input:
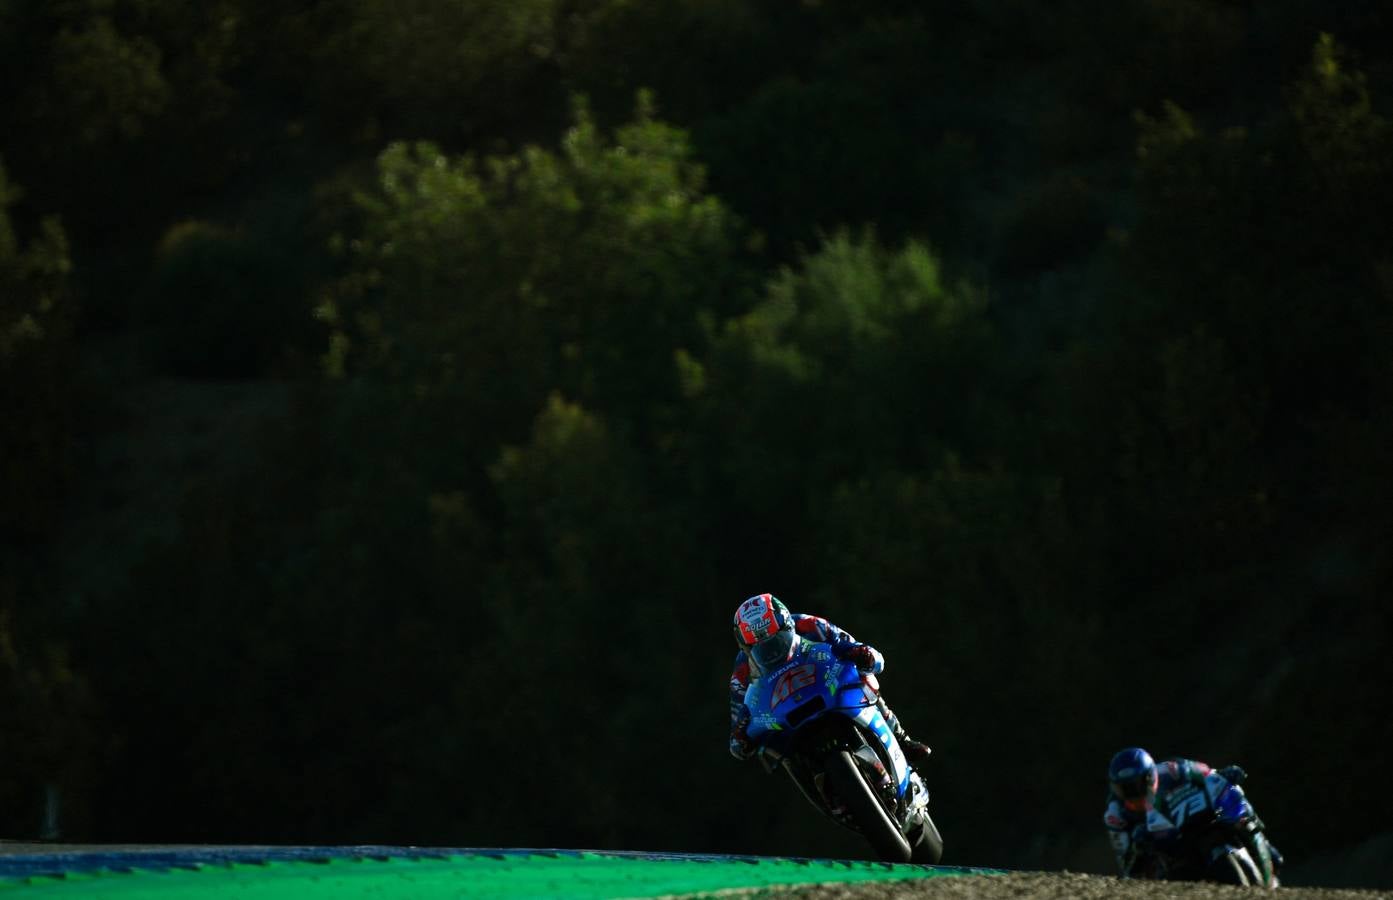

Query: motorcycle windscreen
[751,629,797,671]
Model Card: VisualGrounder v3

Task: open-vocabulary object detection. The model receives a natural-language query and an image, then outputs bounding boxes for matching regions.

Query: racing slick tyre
[1210,848,1260,886]
[825,750,912,863]
[909,813,944,864]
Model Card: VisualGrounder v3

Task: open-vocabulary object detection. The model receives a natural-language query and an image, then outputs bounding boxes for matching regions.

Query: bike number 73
[1165,786,1210,827]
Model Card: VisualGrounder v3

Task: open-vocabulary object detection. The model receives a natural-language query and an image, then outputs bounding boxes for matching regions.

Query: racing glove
[729,707,756,761]
[835,642,880,672]
[1218,764,1248,785]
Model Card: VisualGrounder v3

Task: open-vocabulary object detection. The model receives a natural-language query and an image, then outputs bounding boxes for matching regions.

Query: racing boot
[1267,841,1284,873]
[877,698,932,768]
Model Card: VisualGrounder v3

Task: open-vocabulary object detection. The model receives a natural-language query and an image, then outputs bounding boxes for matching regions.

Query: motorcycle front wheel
[909,813,944,864]
[1209,847,1262,886]
[824,750,912,863]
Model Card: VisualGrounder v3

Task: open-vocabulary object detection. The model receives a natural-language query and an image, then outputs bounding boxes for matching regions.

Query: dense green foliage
[2,0,1391,881]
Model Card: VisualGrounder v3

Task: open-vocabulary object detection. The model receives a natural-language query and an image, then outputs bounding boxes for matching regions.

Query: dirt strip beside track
[773,871,1390,900]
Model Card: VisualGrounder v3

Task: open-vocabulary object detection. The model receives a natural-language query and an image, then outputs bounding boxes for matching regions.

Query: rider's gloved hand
[729,709,756,760]
[836,643,879,672]
[1218,764,1247,785]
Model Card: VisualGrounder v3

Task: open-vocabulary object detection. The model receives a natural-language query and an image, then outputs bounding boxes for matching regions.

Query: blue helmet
[1108,747,1158,811]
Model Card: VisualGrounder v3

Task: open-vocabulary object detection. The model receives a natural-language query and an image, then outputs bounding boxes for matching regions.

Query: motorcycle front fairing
[1199,776,1262,863]
[1211,779,1252,824]
[1212,779,1278,885]
[744,643,877,743]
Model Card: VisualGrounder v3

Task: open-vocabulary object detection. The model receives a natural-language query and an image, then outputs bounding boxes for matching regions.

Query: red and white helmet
[733,593,798,671]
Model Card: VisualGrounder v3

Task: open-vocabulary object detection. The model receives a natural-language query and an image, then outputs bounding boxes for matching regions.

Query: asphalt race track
[0,845,1388,898]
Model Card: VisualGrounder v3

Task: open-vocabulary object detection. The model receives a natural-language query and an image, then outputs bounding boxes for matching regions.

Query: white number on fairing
[1164,785,1209,826]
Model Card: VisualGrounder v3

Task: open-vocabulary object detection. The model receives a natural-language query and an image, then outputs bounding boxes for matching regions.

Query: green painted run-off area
[0,848,1002,898]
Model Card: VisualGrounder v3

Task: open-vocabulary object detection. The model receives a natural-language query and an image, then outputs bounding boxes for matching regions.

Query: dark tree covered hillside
[2,0,1391,886]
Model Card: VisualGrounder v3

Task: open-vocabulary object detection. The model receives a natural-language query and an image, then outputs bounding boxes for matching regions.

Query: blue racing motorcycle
[1143,771,1280,888]
[743,640,942,864]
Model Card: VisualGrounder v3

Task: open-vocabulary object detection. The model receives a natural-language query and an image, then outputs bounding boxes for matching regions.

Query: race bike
[743,639,942,864]
[1138,771,1280,888]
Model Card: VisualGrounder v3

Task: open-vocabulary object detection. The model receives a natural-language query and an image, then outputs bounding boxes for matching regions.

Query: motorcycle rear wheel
[825,750,912,863]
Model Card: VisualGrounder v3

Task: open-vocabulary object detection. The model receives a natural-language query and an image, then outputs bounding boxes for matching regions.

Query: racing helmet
[1108,747,1159,812]
[733,593,799,672]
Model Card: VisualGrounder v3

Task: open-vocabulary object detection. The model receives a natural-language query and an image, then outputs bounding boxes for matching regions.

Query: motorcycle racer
[1103,747,1283,879]
[728,593,932,768]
